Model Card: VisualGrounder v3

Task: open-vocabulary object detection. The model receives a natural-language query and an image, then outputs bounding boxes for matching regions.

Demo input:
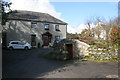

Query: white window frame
[44,24,49,30]
[55,25,60,31]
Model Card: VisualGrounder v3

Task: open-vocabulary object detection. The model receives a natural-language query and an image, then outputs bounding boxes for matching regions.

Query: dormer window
[55,25,60,31]
[44,24,49,30]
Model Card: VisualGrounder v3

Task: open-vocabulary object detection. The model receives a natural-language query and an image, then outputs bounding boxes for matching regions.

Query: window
[11,42,18,44]
[19,42,25,45]
[55,25,60,31]
[44,24,49,30]
[31,22,37,28]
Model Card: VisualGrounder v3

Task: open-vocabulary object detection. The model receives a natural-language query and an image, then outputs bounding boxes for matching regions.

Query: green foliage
[67,33,77,39]
[79,36,95,45]
[94,40,107,49]
[66,17,119,62]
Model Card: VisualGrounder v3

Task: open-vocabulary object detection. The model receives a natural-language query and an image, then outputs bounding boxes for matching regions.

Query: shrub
[110,26,120,46]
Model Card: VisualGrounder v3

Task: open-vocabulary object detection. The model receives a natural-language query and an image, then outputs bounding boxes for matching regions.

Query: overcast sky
[3,0,118,33]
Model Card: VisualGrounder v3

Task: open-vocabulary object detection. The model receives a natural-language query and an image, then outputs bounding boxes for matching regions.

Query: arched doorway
[42,32,52,46]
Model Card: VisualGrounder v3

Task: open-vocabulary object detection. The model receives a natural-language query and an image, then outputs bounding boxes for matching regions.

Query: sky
[51,2,118,33]
[3,0,118,33]
[51,2,117,26]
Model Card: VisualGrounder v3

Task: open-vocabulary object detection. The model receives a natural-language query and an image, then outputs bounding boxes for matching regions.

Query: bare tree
[85,17,95,37]
[0,1,12,25]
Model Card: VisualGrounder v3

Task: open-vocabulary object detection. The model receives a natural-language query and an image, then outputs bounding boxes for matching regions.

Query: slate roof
[7,10,67,25]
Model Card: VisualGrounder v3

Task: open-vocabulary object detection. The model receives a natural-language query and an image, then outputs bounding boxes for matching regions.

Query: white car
[8,41,32,50]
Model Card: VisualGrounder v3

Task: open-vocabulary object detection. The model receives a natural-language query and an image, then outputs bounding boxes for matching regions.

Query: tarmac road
[2,48,118,78]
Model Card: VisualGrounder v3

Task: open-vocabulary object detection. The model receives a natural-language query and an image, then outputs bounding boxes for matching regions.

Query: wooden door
[42,35,52,46]
[31,34,36,46]
[42,35,49,46]
[66,44,73,59]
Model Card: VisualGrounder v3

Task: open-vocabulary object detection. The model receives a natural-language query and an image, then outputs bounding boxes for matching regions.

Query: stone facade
[53,39,90,60]
[2,10,67,48]
[88,47,118,61]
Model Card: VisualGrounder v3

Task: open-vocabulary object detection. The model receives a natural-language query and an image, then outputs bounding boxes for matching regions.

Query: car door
[17,42,25,49]
[11,42,19,49]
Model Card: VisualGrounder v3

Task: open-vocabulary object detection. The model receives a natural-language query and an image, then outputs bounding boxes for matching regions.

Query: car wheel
[24,46,29,50]
[9,46,13,50]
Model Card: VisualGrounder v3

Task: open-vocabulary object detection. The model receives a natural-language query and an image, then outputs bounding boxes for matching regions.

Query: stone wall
[53,39,90,60]
[88,47,118,61]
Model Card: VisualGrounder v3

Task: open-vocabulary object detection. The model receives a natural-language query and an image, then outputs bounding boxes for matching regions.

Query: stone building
[2,10,67,48]
[53,39,90,60]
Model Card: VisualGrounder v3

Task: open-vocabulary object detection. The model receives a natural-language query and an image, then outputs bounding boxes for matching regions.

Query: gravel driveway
[2,48,118,78]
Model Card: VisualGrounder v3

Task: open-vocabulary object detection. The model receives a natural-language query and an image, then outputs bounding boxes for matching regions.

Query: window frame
[19,42,25,45]
[44,24,49,30]
[11,42,19,44]
[31,22,37,28]
[55,25,60,31]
